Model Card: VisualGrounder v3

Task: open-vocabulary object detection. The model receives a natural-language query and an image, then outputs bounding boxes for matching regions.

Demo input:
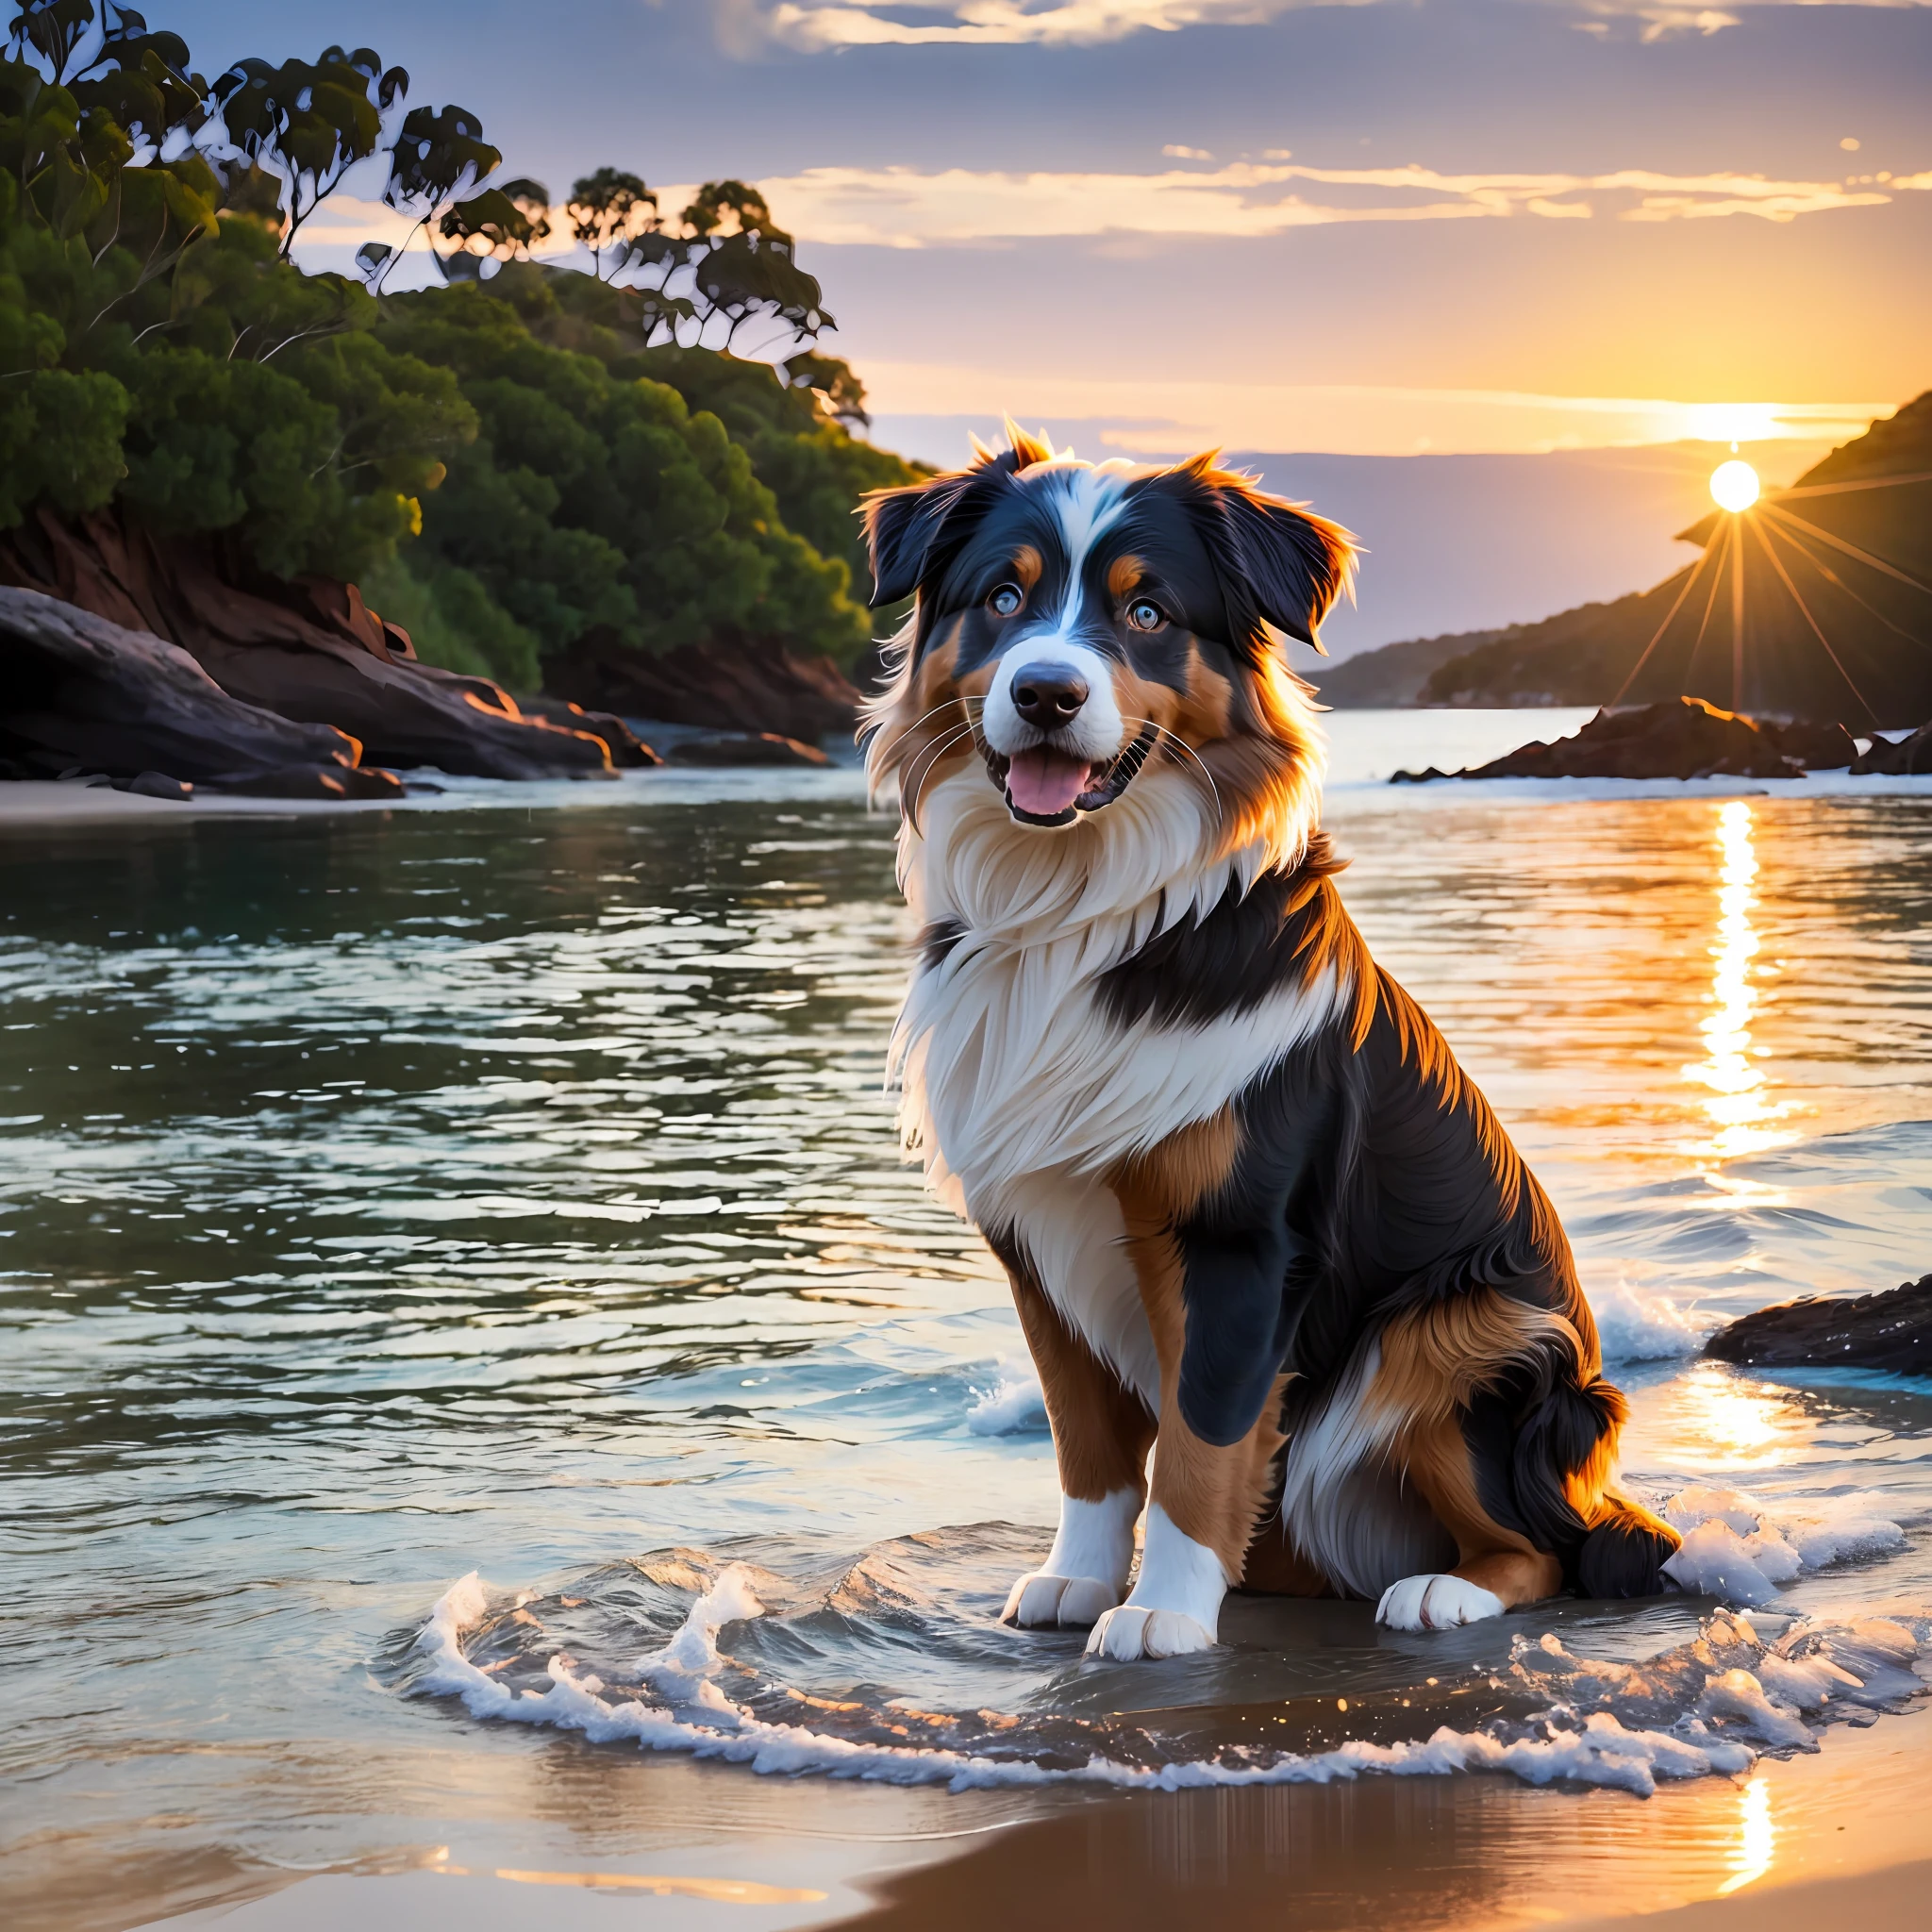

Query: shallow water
[4,711,1932,1926]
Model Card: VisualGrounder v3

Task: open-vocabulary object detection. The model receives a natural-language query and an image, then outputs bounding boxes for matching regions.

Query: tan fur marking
[1368,1290,1583,1433]
[1114,1205,1284,1582]
[1201,649,1325,873]
[1008,1272,1155,1505]
[1109,1109,1240,1224]
[1240,1520,1337,1597]
[1394,1410,1561,1608]
[1397,1410,1539,1560]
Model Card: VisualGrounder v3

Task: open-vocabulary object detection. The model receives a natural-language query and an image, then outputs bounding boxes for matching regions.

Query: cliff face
[1389,394,1932,727]
[0,508,658,776]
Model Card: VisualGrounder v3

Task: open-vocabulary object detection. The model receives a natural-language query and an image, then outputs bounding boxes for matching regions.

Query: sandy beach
[119,1706,1931,1932]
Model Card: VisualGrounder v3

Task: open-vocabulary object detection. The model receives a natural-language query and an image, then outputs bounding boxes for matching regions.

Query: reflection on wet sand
[1719,1776,1775,1896]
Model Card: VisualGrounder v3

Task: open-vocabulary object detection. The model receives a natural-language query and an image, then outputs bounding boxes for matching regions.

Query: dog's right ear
[861,480,950,607]
[860,434,1045,608]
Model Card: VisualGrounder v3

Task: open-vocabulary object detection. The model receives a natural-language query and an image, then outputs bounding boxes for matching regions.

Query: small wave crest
[1661,1485,1907,1604]
[401,1524,1925,1802]
[965,1363,1048,1436]
[1590,1280,1711,1364]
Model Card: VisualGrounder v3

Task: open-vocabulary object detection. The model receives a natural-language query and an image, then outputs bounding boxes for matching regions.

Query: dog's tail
[1510,1364,1680,1598]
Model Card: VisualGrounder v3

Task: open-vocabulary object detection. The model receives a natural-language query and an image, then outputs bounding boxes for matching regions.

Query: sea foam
[1661,1485,1907,1605]
[409,1564,1924,1801]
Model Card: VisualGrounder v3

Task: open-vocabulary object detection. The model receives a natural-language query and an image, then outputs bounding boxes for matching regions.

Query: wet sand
[123,1706,1930,1932]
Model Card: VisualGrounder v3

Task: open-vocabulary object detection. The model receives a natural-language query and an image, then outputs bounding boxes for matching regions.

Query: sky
[161,0,1931,466]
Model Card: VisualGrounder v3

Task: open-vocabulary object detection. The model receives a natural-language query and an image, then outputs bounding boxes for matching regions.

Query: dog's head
[861,428,1355,862]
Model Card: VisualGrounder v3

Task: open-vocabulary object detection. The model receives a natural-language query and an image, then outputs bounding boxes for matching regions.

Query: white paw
[1375,1574,1506,1632]
[1003,1572,1120,1628]
[1084,1604,1216,1661]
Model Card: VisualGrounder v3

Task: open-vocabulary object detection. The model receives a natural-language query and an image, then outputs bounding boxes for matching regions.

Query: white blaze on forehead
[1031,461,1134,641]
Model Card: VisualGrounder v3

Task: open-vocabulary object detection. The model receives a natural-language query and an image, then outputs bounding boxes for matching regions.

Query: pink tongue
[1006,746,1093,816]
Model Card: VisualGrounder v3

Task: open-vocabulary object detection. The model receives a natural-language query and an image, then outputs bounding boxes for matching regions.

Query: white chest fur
[889,767,1344,1375]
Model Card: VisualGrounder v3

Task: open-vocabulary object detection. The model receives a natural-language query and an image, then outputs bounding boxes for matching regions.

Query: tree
[437,176,549,275]
[208,44,407,259]
[566,166,655,280]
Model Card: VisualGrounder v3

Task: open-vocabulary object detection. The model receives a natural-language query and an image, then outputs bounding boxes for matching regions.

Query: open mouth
[983,725,1158,827]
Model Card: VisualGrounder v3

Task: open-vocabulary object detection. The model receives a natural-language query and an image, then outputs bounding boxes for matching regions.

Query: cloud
[746,0,1931,53]
[736,158,1911,247]
[758,2,1319,49]
[859,366,1894,457]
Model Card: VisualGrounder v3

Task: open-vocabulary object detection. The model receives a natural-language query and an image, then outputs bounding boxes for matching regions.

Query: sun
[1710,458,1761,513]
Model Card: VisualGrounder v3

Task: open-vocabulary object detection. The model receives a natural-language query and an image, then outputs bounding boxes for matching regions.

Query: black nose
[1010,664,1089,727]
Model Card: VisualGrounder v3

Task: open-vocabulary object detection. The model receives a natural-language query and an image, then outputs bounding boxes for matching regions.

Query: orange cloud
[727,158,1908,247]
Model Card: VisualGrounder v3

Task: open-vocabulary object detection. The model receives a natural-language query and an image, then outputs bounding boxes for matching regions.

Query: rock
[201,764,407,801]
[544,625,862,741]
[1394,696,1832,782]
[665,732,831,767]
[1704,1274,1932,1377]
[125,771,193,801]
[1852,720,1932,774]
[1761,718,1857,770]
[508,692,659,766]
[0,585,391,790]
[0,508,621,779]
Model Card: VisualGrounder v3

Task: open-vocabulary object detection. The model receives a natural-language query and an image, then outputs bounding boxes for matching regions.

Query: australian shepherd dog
[859,428,1680,1662]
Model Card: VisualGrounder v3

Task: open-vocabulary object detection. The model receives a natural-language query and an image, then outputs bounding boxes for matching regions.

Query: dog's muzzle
[983,724,1158,827]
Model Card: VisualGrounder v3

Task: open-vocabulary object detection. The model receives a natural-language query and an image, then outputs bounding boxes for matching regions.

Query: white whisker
[1117,718,1224,826]
[903,720,985,837]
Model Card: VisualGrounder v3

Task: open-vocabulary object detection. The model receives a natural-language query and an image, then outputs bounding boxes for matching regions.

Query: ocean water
[4,709,1932,1927]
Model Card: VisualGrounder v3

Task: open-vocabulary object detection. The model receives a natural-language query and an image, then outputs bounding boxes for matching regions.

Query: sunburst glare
[1709,459,1761,513]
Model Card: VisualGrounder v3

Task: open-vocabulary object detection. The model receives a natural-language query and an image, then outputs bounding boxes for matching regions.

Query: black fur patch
[918,919,966,970]
[1150,929,1641,1590]
[1097,835,1350,1030]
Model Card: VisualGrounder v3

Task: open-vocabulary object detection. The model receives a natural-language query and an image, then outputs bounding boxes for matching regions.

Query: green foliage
[358,550,540,690]
[1,2,924,691]
[375,279,868,661]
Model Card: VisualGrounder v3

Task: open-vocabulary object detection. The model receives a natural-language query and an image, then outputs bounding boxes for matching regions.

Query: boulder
[544,625,860,741]
[1393,696,1853,782]
[0,585,402,794]
[1852,721,1932,775]
[665,732,831,767]
[1704,1274,1932,1378]
[512,692,659,766]
[0,508,622,779]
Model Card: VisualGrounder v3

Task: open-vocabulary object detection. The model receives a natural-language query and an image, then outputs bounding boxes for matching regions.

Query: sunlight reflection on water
[1684,801,1794,1166]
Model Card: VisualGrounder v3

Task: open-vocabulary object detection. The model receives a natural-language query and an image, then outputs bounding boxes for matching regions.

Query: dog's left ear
[1173,457,1357,655]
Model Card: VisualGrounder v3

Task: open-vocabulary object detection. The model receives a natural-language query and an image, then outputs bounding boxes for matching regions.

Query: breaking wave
[399,1498,1925,1802]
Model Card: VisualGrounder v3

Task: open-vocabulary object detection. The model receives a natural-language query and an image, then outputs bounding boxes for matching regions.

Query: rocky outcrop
[665,732,830,767]
[544,625,861,741]
[1852,720,1932,774]
[1704,1275,1932,1377]
[0,509,627,778]
[1393,696,1857,782]
[0,586,403,799]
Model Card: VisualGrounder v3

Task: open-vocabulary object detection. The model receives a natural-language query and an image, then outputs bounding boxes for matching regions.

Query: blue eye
[989,584,1023,617]
[1127,599,1163,632]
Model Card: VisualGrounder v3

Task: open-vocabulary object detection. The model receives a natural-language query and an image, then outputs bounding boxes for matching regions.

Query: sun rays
[1610,462,1932,721]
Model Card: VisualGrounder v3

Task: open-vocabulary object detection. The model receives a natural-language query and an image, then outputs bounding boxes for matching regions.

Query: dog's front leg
[1086,1223,1288,1661]
[994,1255,1157,1629]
